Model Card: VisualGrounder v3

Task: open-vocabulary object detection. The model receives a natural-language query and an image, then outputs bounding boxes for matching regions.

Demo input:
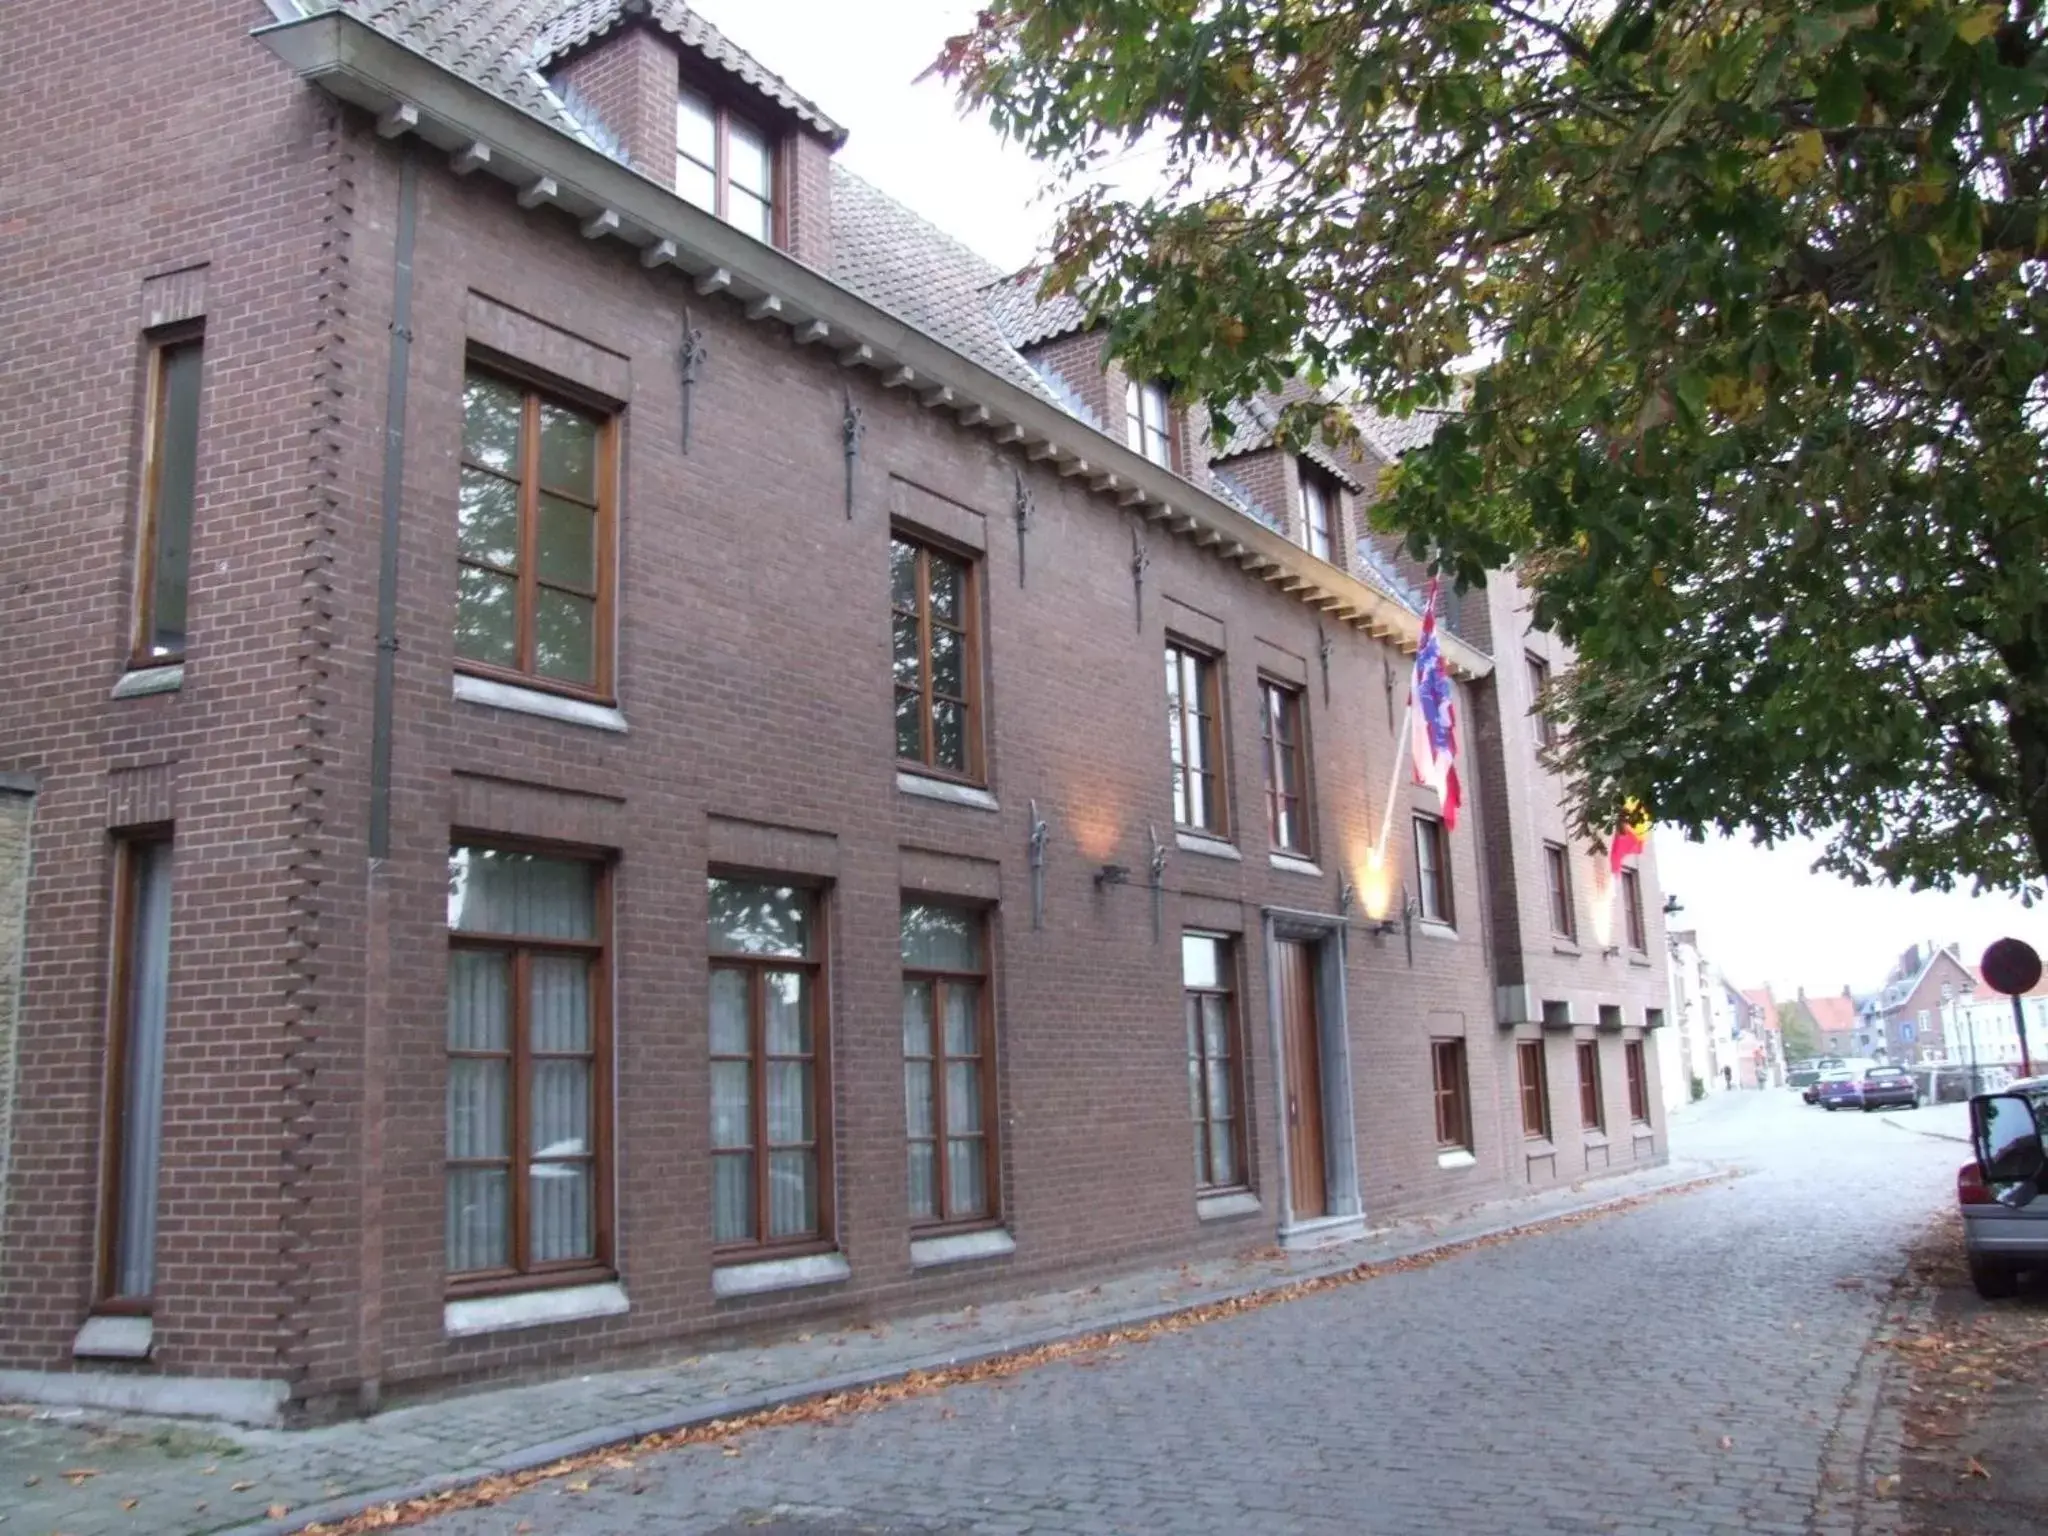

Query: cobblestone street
[420,1091,1962,1536]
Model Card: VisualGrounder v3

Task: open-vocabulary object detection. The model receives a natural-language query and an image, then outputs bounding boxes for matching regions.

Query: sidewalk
[0,1157,1726,1536]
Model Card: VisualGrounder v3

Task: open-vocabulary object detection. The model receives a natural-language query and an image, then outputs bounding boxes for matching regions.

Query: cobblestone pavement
[417,1091,1958,1536]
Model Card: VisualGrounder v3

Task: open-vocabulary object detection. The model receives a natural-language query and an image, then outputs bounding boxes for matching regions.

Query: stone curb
[225,1160,1733,1536]
[1879,1117,1970,1146]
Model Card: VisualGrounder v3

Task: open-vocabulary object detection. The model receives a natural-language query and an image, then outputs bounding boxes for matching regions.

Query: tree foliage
[940,0,2048,896]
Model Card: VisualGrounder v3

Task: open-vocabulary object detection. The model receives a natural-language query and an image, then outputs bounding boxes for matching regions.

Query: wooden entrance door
[1275,938,1328,1218]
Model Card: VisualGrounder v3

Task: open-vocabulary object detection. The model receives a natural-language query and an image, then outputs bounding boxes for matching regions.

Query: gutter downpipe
[369,150,417,862]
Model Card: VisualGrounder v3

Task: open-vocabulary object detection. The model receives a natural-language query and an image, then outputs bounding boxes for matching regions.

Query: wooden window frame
[96,829,173,1311]
[1622,867,1647,952]
[457,360,618,703]
[1183,932,1249,1193]
[1413,814,1453,926]
[1625,1040,1650,1124]
[902,904,1001,1233]
[675,79,781,244]
[1431,1038,1471,1151]
[1258,678,1312,858]
[1167,640,1230,838]
[1544,842,1577,941]
[709,882,834,1259]
[1125,378,1175,469]
[445,841,614,1299]
[1516,1039,1551,1141]
[891,531,984,784]
[1527,653,1557,750]
[1299,468,1336,564]
[131,325,203,667]
[1577,1039,1605,1132]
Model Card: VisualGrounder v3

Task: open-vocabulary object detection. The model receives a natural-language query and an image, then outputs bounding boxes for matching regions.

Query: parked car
[1788,1062,1823,1098]
[1857,1064,1919,1111]
[1815,1070,1863,1110]
[1960,1077,2048,1297]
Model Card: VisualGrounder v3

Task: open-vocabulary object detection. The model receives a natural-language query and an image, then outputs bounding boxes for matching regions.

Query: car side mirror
[1973,1093,2048,1207]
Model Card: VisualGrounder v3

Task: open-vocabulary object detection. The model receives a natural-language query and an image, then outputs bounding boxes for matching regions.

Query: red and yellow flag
[1609,800,1650,873]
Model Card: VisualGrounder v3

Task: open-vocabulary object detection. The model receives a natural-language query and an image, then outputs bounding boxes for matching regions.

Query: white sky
[692,0,2048,1003]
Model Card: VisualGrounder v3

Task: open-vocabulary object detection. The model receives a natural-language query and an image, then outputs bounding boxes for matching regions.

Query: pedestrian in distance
[1723,1065,1733,1091]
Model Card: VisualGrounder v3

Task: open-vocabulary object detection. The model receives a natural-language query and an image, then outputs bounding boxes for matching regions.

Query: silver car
[1962,1077,2048,1297]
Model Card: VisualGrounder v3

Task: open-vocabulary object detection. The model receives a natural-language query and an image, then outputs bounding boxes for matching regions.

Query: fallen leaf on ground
[60,1469,100,1485]
[229,1480,255,1492]
[1718,1436,1733,1450]
[120,1497,139,1511]
[267,1504,290,1519]
[564,1479,591,1493]
[1964,1457,1990,1480]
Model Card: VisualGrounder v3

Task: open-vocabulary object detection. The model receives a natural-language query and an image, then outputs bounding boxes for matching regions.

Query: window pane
[930,625,963,697]
[904,1060,935,1136]
[711,1060,752,1149]
[707,878,811,957]
[1181,933,1224,990]
[537,402,597,501]
[764,970,811,1054]
[901,904,983,970]
[534,588,595,684]
[530,1058,590,1157]
[891,540,919,609]
[947,1139,987,1216]
[1208,1122,1238,1187]
[728,117,773,195]
[713,1152,753,1242]
[902,979,934,1057]
[767,1059,814,1142]
[730,188,772,242]
[675,88,716,163]
[462,371,522,474]
[710,967,750,1055]
[148,341,202,659]
[447,1058,510,1158]
[447,948,512,1049]
[536,493,596,589]
[676,156,717,212]
[449,848,597,938]
[946,1060,982,1132]
[932,697,966,771]
[455,565,518,668]
[529,1161,593,1263]
[908,1141,937,1219]
[529,954,591,1053]
[1202,994,1231,1065]
[892,614,922,687]
[458,469,521,570]
[927,553,963,622]
[767,1148,817,1238]
[895,688,923,761]
[447,1166,509,1272]
[944,983,981,1057]
[112,841,172,1297]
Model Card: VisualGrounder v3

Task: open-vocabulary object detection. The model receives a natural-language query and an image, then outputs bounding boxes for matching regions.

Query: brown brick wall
[554,23,677,180]
[0,786,33,1247]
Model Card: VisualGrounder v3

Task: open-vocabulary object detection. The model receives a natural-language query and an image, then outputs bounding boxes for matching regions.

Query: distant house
[1785,991,1860,1059]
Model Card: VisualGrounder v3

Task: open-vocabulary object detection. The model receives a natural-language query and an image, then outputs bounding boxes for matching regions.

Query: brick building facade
[0,0,1670,1423]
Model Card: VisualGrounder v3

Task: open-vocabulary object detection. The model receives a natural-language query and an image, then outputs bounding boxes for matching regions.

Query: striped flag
[1410,578,1462,830]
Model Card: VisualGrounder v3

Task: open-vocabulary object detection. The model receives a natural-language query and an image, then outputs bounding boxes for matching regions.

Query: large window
[1431,1039,1471,1151]
[134,332,202,665]
[1625,1040,1650,1124]
[1259,680,1310,856]
[1414,814,1453,925]
[1183,933,1245,1191]
[676,85,774,241]
[1517,1039,1550,1140]
[709,879,828,1252]
[1577,1039,1604,1132]
[1622,867,1647,951]
[1300,471,1334,563]
[891,534,980,780]
[1544,843,1576,941]
[902,903,996,1227]
[1126,379,1173,467]
[1527,653,1556,750]
[1167,642,1228,836]
[99,836,173,1306]
[446,846,610,1291]
[458,368,613,697]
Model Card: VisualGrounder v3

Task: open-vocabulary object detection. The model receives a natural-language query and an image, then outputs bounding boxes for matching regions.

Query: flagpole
[1373,700,1413,859]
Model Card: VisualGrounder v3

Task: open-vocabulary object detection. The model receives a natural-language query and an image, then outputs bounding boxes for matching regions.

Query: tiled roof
[330,1,845,144]
[1801,995,1859,1033]
[1209,468,1283,534]
[828,167,1056,402]
[1357,408,1454,460]
[983,268,1091,350]
[1973,965,2048,1002]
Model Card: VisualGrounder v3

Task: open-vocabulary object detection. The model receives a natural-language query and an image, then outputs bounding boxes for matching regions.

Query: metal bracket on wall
[841,388,865,519]
[1383,657,1397,730]
[1129,519,1150,632]
[1013,469,1033,587]
[1028,799,1050,931]
[677,309,708,455]
[1318,622,1334,706]
[1148,822,1168,943]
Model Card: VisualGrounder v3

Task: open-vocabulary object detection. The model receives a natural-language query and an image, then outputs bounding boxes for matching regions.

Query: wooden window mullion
[750,964,769,1244]
[509,947,530,1273]
[917,552,935,767]
[516,393,539,676]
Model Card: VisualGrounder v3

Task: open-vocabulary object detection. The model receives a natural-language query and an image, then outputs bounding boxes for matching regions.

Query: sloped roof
[1358,407,1455,460]
[984,267,1091,350]
[1800,994,1859,1034]
[1973,965,2048,1002]
[330,0,845,143]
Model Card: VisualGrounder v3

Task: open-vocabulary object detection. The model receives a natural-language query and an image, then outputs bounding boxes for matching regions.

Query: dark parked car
[1816,1070,1862,1110]
[1789,1062,1823,1099]
[1857,1065,1919,1111]
[1960,1077,2048,1297]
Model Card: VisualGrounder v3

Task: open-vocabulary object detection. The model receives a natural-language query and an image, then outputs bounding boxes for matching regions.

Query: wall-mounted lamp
[1028,800,1050,931]
[1337,875,1356,920]
[1602,944,1622,959]
[1095,863,1130,889]
[1147,823,1168,942]
[1662,894,1684,917]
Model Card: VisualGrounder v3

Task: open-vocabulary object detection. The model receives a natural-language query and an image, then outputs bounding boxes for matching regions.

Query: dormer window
[676,84,774,242]
[1299,469,1335,563]
[1125,379,1172,468]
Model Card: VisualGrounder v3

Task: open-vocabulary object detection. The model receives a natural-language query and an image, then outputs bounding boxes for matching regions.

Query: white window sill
[1418,919,1459,941]
[1551,941,1582,957]
[1436,1148,1478,1171]
[896,771,998,812]
[1196,1190,1262,1222]
[443,1280,629,1338]
[1177,831,1241,861]
[1582,1131,1610,1150]
[1629,954,1654,968]
[1268,853,1322,877]
[111,664,184,699]
[453,673,628,733]
[910,1228,1016,1269]
[73,1315,153,1360]
[712,1251,851,1299]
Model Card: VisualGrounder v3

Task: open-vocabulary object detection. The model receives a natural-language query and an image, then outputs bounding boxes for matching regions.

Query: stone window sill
[1197,1189,1262,1222]
[910,1228,1016,1269]
[1177,831,1242,861]
[443,1280,629,1338]
[1582,1131,1610,1150]
[1418,919,1458,942]
[453,672,628,733]
[111,663,184,699]
[1268,852,1322,877]
[1629,954,1654,968]
[712,1251,851,1299]
[1436,1148,1478,1171]
[896,771,998,812]
[73,1315,153,1360]
[1551,941,1582,957]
